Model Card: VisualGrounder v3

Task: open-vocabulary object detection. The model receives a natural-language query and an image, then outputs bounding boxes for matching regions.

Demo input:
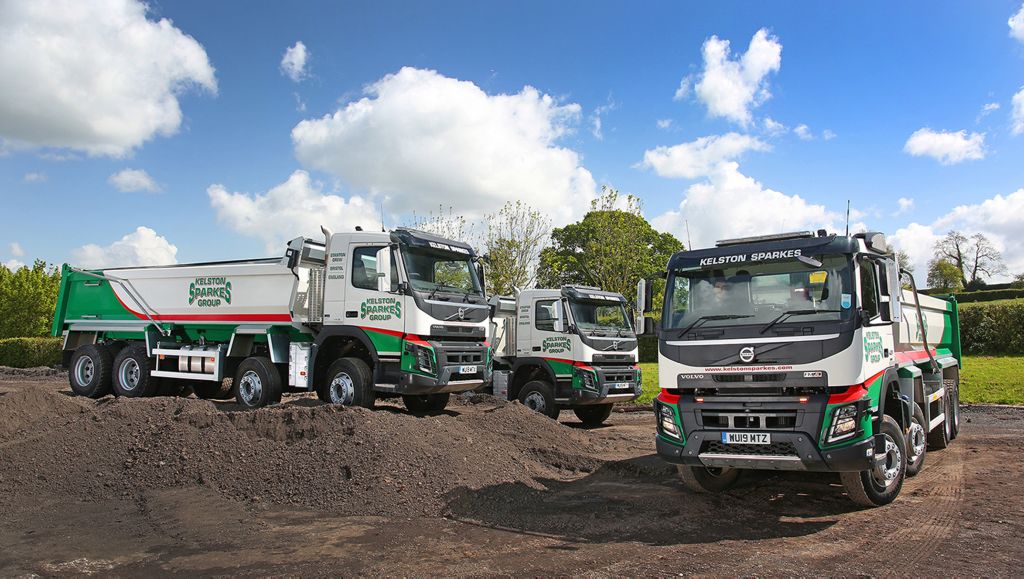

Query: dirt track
[1,368,1022,576]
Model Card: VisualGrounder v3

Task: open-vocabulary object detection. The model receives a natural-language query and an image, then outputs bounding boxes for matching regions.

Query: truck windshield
[401,246,483,296]
[570,299,634,336]
[663,255,853,330]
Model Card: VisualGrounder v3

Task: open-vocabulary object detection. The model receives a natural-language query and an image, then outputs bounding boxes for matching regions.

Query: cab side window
[351,247,399,291]
[535,299,557,332]
[859,260,879,319]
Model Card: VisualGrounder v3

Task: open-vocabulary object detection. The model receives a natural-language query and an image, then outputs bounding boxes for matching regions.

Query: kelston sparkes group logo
[189,276,232,308]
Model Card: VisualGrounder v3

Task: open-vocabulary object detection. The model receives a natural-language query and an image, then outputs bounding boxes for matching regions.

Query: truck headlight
[575,368,597,390]
[413,344,435,374]
[658,404,681,440]
[828,404,858,442]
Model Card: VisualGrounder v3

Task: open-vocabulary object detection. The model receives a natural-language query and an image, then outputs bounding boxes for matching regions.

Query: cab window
[535,299,557,332]
[351,247,398,291]
[859,260,879,319]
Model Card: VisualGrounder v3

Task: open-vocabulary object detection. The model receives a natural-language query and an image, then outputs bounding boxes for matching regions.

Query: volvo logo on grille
[739,346,756,363]
[457,307,466,320]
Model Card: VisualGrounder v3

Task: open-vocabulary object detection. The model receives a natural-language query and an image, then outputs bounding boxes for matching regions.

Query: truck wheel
[906,403,927,477]
[840,415,906,507]
[927,393,951,450]
[573,404,613,427]
[112,344,161,398]
[318,358,375,408]
[193,380,234,400]
[68,344,114,398]
[949,381,960,440]
[518,380,560,420]
[234,357,283,409]
[676,465,741,493]
[403,393,450,414]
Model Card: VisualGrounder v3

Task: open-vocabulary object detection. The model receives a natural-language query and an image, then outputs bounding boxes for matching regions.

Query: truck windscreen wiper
[759,309,841,334]
[677,314,754,338]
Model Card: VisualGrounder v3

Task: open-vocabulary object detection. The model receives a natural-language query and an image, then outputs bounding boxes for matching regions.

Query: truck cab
[645,230,961,506]
[489,286,642,426]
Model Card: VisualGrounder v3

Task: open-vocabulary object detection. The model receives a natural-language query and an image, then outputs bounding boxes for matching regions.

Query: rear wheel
[573,404,613,427]
[317,357,375,408]
[112,344,161,398]
[234,357,283,409]
[948,380,960,440]
[906,403,927,477]
[840,415,906,507]
[677,465,741,493]
[68,344,114,398]
[518,380,560,420]
[403,393,450,414]
[927,392,951,450]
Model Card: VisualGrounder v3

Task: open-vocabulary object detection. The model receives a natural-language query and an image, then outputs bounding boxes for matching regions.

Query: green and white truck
[52,227,492,412]
[488,286,642,426]
[642,230,961,506]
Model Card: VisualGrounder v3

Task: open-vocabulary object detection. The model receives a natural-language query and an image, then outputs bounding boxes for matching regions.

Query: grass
[634,355,1024,407]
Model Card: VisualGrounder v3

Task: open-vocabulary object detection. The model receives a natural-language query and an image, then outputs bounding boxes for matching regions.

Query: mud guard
[309,326,379,390]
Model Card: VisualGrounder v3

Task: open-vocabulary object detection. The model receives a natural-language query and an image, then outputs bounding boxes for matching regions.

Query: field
[1,369,1022,575]
[636,356,1024,406]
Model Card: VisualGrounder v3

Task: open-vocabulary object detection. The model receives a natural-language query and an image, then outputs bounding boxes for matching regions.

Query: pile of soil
[0,383,603,518]
[0,366,65,380]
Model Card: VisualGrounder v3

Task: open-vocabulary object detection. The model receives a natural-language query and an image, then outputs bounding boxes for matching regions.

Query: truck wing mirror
[375,246,392,292]
[641,316,656,336]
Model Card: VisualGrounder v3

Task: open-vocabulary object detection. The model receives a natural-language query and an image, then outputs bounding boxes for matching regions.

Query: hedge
[0,337,63,368]
[958,299,1024,355]
[954,289,1024,304]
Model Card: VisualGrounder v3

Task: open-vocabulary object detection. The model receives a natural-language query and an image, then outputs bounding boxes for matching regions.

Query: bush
[0,337,63,368]
[959,300,1024,355]
[954,289,1024,304]
[639,335,658,363]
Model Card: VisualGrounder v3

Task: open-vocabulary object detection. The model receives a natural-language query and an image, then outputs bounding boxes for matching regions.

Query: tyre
[948,381,960,440]
[518,380,560,420]
[573,404,613,427]
[234,357,283,409]
[112,344,161,398]
[677,465,741,493]
[193,380,234,400]
[906,403,927,477]
[403,393,450,414]
[68,344,114,398]
[840,415,907,507]
[317,357,375,408]
[927,392,951,450]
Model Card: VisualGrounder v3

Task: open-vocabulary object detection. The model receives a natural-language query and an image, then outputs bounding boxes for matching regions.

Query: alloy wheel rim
[523,392,546,412]
[75,356,95,386]
[871,434,902,488]
[909,422,926,461]
[119,359,140,391]
[330,373,355,405]
[238,370,262,404]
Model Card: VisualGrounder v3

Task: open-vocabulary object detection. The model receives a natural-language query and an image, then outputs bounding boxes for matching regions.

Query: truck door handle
[346,311,358,318]
[532,346,541,351]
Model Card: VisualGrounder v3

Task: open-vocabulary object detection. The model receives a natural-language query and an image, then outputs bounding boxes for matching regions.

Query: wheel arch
[310,327,378,390]
[878,367,910,430]
[509,358,558,400]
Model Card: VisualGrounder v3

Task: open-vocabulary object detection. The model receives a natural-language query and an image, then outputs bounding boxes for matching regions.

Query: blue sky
[2,0,1023,279]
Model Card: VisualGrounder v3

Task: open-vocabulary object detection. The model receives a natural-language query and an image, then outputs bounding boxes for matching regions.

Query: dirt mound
[0,366,65,380]
[0,384,603,518]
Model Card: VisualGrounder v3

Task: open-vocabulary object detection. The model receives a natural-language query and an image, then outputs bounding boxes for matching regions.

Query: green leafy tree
[926,258,964,293]
[537,187,683,318]
[933,230,1006,288]
[483,201,551,296]
[0,260,62,338]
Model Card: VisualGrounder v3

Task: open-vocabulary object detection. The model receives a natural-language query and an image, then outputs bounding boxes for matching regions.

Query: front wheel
[403,393,450,414]
[573,404,613,427]
[677,465,741,492]
[317,358,375,408]
[840,415,907,507]
[518,380,560,420]
[906,403,927,477]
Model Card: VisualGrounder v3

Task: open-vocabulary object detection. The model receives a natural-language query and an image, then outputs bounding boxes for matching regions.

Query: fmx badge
[189,277,231,308]
[864,331,884,363]
[360,297,401,321]
[542,336,571,354]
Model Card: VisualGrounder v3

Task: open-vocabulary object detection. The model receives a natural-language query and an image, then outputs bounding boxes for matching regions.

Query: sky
[1,0,1024,281]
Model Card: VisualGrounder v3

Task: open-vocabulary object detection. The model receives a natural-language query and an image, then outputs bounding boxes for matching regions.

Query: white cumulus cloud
[903,128,985,165]
[72,226,178,269]
[291,67,596,225]
[281,41,309,82]
[1010,4,1024,43]
[794,124,812,140]
[22,172,46,183]
[9,242,24,257]
[683,28,782,126]
[640,133,770,180]
[763,117,787,135]
[0,0,216,157]
[895,197,915,215]
[657,119,674,130]
[108,168,160,193]
[1013,88,1024,136]
[208,170,379,253]
[822,129,837,141]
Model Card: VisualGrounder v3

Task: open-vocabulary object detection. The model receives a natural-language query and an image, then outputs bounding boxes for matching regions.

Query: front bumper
[568,365,641,405]
[397,339,490,394]
[656,432,876,472]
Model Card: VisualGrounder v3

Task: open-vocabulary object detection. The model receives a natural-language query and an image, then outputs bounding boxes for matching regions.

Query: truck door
[345,242,404,358]
[532,297,573,391]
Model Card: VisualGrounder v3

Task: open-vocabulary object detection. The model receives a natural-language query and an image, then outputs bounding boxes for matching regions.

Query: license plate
[722,432,771,444]
[613,382,630,389]
[459,365,477,375]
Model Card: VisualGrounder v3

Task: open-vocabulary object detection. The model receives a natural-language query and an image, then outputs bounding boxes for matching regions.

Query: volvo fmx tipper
[640,230,961,506]
[53,227,492,413]
[488,286,642,426]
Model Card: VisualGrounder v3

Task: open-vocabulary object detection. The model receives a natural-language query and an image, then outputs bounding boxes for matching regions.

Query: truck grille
[713,373,784,383]
[700,410,797,430]
[701,440,798,457]
[602,370,635,383]
[445,350,484,365]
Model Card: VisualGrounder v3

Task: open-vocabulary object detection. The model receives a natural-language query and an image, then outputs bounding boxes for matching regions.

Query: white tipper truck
[52,227,492,413]
[488,286,642,426]
[641,230,962,506]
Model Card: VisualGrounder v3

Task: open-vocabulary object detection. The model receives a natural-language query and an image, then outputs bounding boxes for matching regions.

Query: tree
[537,187,684,317]
[896,250,914,274]
[926,258,963,293]
[0,260,62,338]
[1012,273,1024,289]
[405,205,475,243]
[933,230,1006,288]
[482,201,551,296]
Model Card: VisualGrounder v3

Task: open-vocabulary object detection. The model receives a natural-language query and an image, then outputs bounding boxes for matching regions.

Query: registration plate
[613,382,630,389]
[459,365,477,375]
[722,432,771,445]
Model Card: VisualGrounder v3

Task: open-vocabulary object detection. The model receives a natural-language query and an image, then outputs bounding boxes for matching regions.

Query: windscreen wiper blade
[759,309,841,334]
[678,314,754,338]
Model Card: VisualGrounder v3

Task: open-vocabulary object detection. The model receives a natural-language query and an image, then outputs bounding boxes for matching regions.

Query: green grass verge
[635,356,1024,407]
